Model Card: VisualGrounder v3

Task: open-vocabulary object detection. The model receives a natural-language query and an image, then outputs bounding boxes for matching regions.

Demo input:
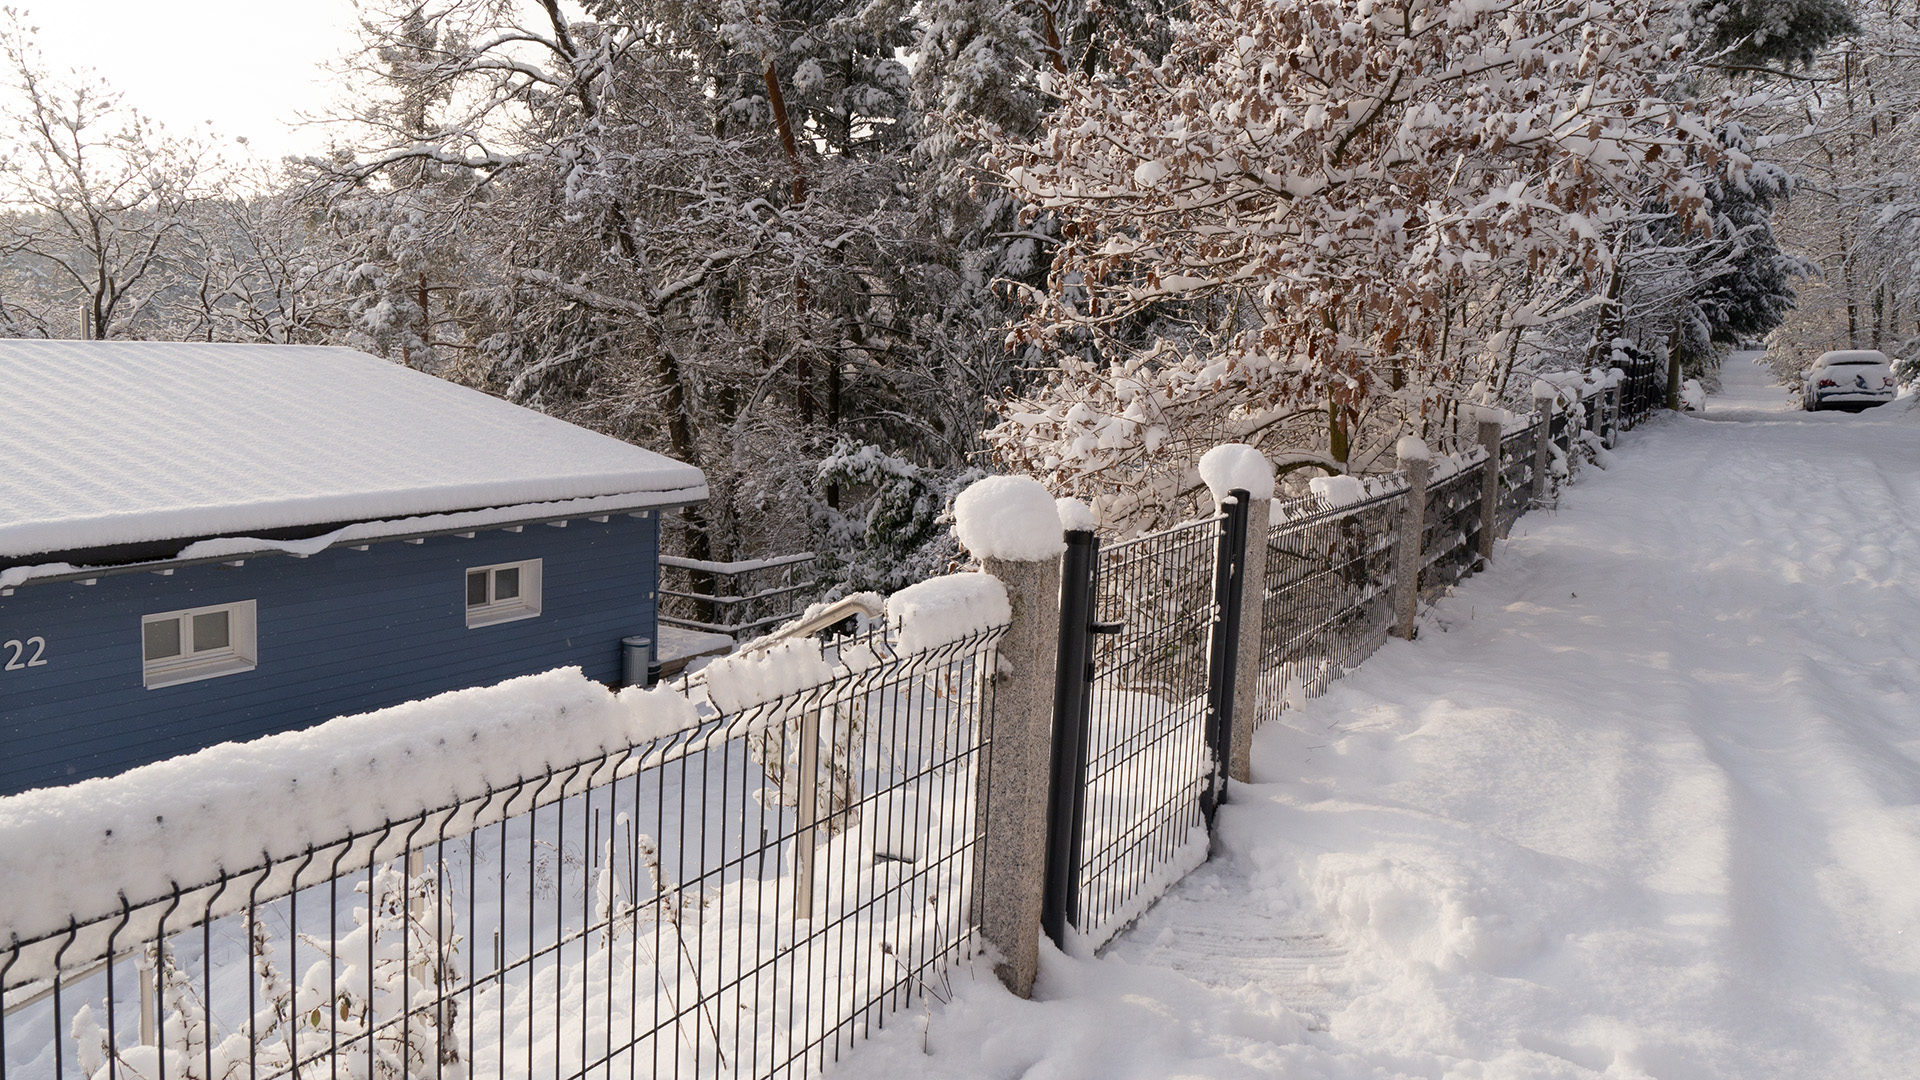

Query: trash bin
[620,635,656,687]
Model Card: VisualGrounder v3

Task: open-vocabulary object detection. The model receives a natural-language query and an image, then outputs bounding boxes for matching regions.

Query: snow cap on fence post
[1395,437,1430,640]
[953,475,1068,562]
[1197,444,1276,507]
[952,474,1062,997]
[1055,497,1096,533]
[1194,445,1274,783]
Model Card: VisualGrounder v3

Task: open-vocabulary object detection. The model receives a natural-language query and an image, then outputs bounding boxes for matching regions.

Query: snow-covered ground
[835,353,1920,1079]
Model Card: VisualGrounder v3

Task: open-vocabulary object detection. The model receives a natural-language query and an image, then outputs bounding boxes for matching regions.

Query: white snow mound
[953,475,1066,561]
[1197,444,1276,503]
[1395,435,1431,462]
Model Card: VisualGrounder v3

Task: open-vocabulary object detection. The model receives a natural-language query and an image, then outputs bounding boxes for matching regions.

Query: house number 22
[3,637,47,670]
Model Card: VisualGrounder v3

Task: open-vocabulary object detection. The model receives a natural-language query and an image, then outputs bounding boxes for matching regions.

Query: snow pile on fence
[1306,474,1367,509]
[887,572,1011,654]
[953,475,1067,561]
[1537,366,1624,406]
[0,668,698,947]
[702,637,836,713]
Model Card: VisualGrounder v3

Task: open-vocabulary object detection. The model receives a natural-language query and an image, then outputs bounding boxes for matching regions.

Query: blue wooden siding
[0,514,659,795]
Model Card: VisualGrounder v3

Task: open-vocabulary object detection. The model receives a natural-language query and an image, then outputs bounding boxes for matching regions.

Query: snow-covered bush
[812,440,983,597]
[980,0,1734,532]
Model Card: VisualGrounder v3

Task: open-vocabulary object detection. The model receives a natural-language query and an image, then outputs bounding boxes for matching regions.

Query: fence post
[1229,492,1269,784]
[1042,530,1097,949]
[955,476,1065,999]
[1531,386,1554,503]
[1477,416,1502,559]
[1394,439,1429,640]
[1202,492,1251,825]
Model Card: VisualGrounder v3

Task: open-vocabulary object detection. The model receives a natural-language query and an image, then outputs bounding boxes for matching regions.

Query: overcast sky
[17,1,363,162]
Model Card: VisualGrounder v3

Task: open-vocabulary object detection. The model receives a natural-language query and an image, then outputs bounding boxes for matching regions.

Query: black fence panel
[1618,358,1663,427]
[1496,425,1536,537]
[1062,514,1224,951]
[1419,459,1486,600]
[2,628,1003,1080]
[1256,485,1406,726]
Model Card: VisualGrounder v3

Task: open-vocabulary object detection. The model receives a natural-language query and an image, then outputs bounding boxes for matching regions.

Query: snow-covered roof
[0,341,706,561]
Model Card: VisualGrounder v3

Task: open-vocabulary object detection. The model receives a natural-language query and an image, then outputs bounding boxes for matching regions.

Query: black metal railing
[1256,484,1406,725]
[1617,357,1663,427]
[2,626,1003,1080]
[1420,457,1486,600]
[1495,425,1536,536]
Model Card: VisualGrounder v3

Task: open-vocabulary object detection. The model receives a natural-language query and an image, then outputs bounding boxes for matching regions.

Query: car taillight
[1818,379,1838,388]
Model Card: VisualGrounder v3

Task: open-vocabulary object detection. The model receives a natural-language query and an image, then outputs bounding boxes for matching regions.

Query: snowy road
[838,355,1920,1079]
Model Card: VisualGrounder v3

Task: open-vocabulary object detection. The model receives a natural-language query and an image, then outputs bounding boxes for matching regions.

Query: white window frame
[141,600,258,689]
[465,559,543,628]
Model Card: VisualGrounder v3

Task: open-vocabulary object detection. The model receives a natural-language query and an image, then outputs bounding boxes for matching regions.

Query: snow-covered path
[839,355,1920,1079]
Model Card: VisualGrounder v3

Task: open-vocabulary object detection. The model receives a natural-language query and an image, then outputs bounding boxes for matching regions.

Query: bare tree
[0,10,220,339]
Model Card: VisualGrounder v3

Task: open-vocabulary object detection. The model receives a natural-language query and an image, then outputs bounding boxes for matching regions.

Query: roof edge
[0,486,706,592]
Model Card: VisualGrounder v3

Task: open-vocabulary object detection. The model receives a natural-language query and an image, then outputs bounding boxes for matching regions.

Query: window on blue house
[466,559,542,627]
[141,600,258,688]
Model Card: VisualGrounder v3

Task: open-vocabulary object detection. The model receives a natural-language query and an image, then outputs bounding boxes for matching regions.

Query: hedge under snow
[886,572,1010,654]
[700,637,837,714]
[0,668,698,947]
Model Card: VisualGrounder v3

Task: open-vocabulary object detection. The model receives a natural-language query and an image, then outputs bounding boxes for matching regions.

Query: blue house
[0,341,706,796]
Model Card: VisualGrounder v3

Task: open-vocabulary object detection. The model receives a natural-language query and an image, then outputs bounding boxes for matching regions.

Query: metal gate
[1040,494,1251,952]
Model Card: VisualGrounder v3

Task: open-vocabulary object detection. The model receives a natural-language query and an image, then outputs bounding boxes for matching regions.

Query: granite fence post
[976,549,1061,997]
[1532,386,1555,503]
[1229,493,1269,783]
[1477,417,1502,558]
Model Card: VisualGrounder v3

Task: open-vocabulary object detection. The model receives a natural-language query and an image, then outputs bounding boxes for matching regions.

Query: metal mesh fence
[1618,359,1662,426]
[1495,424,1537,537]
[1419,458,1486,600]
[2,627,1003,1080]
[1069,515,1223,948]
[1255,486,1407,726]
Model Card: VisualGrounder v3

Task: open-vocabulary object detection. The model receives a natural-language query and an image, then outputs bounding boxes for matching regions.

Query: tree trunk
[1666,327,1683,411]
[761,60,817,426]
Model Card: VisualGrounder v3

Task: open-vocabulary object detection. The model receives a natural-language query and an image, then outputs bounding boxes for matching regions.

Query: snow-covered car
[1801,349,1896,411]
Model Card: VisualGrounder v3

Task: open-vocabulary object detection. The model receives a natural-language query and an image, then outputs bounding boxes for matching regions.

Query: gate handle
[1089,621,1125,635]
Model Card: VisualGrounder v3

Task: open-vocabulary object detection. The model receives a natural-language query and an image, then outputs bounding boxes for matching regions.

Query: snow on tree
[979,0,1734,531]
[1759,0,1920,380]
[1691,0,1858,72]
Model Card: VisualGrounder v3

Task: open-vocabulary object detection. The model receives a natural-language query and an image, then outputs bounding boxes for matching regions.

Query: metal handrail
[738,594,885,656]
